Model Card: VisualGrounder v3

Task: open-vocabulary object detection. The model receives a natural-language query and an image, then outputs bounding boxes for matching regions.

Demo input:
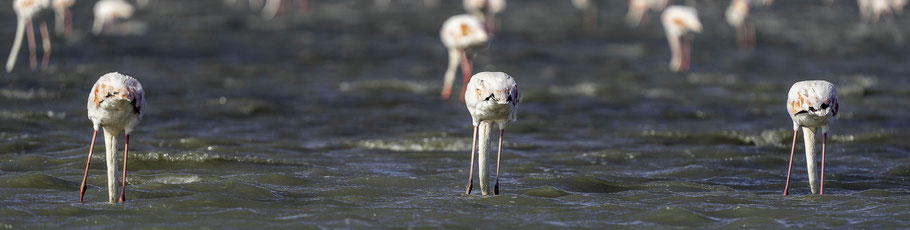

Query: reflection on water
[1,0,910,228]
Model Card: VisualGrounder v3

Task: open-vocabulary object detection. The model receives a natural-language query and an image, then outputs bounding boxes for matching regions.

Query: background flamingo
[440,14,489,101]
[6,0,52,72]
[661,5,702,72]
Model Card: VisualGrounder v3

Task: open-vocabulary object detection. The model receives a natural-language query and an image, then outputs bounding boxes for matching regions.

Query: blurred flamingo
[726,0,754,50]
[463,0,505,32]
[571,0,598,31]
[92,0,135,35]
[6,0,52,72]
[626,0,668,27]
[51,0,75,37]
[661,5,702,72]
[440,14,489,101]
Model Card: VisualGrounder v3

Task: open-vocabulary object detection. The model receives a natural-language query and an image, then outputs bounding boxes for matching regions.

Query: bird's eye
[106,92,116,97]
[485,94,494,101]
[820,103,828,109]
[808,106,816,112]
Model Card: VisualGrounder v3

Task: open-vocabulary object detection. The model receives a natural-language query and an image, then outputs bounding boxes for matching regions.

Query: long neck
[666,32,681,70]
[476,121,493,195]
[6,18,26,72]
[442,48,459,96]
[103,129,119,203]
[802,126,819,194]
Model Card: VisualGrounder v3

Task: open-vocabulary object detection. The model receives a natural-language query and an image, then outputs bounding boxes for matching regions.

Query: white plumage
[661,5,702,72]
[626,0,668,27]
[52,0,75,36]
[6,0,52,72]
[81,72,145,203]
[463,0,505,21]
[783,80,839,195]
[439,14,489,101]
[92,0,135,35]
[463,72,519,196]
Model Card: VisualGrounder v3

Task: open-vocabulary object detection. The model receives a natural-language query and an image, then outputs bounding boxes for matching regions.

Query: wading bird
[626,0,668,27]
[440,14,489,101]
[463,72,519,196]
[784,80,838,195]
[571,0,597,31]
[52,0,75,37]
[661,5,702,72]
[463,0,505,32]
[6,0,52,72]
[92,0,134,35]
[726,0,754,49]
[80,72,145,203]
[858,0,907,22]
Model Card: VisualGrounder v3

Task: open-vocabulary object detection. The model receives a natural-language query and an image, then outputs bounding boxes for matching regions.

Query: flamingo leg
[118,135,129,202]
[494,129,503,195]
[39,21,50,70]
[80,130,99,203]
[820,132,827,195]
[584,5,598,31]
[679,37,691,72]
[784,129,798,195]
[458,50,473,103]
[26,19,36,70]
[465,125,477,195]
[64,8,72,37]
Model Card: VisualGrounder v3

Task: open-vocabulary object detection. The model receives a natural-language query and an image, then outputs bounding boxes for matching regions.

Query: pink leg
[118,135,129,202]
[820,132,827,195]
[465,126,478,195]
[26,19,36,70]
[583,6,598,31]
[39,21,50,70]
[458,50,473,103]
[105,21,113,34]
[494,129,503,195]
[784,129,798,195]
[298,0,310,12]
[64,8,72,37]
[80,130,98,203]
[680,38,691,72]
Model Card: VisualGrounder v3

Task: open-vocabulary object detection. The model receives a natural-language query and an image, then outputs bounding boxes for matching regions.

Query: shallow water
[2,0,910,228]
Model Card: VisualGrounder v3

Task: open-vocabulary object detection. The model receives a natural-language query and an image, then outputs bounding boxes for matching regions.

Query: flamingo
[51,0,75,37]
[463,72,519,196]
[895,0,907,15]
[726,0,754,49]
[463,0,505,32]
[440,14,489,101]
[783,80,839,195]
[858,0,901,22]
[571,0,598,31]
[92,0,135,35]
[626,0,669,27]
[80,72,145,203]
[661,5,702,72]
[6,0,52,72]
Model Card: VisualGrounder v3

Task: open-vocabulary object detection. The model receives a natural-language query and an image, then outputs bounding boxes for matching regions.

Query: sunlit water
[1,1,910,228]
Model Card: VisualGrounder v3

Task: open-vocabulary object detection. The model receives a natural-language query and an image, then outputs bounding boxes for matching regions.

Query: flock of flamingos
[3,0,901,203]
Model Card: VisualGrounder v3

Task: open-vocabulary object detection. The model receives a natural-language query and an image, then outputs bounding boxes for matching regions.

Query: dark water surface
[2,0,910,228]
